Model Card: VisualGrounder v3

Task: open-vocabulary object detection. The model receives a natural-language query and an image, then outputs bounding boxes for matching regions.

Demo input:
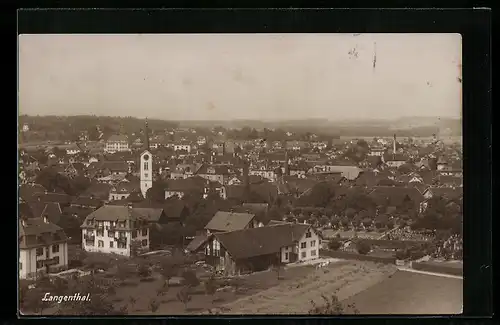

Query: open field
[221,261,396,314]
[341,270,463,314]
[113,263,316,315]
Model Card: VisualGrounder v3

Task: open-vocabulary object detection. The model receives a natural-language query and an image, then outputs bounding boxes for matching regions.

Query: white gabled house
[19,217,69,279]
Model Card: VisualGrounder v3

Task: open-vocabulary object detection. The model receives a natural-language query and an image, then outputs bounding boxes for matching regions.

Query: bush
[409,250,427,261]
[356,241,371,255]
[328,239,342,251]
[395,249,409,260]
[181,270,200,288]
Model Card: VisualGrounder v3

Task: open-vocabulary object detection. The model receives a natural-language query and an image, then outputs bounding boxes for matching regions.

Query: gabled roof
[62,206,94,219]
[81,182,112,200]
[19,218,68,249]
[196,164,230,176]
[423,187,463,200]
[186,234,210,252]
[32,192,72,205]
[368,186,424,206]
[40,202,63,224]
[107,134,128,142]
[205,211,256,232]
[19,183,47,202]
[83,205,157,223]
[71,196,104,208]
[165,177,206,193]
[215,223,311,260]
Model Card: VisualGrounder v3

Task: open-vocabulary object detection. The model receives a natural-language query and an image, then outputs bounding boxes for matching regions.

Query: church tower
[140,119,152,198]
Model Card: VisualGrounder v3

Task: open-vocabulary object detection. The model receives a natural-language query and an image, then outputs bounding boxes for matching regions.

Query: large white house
[81,205,161,257]
[19,217,69,279]
[105,134,130,153]
[81,205,166,256]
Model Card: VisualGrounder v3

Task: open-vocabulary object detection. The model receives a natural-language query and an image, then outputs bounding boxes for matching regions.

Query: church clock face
[143,154,150,161]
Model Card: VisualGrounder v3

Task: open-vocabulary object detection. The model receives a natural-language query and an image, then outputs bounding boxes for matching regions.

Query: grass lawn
[341,270,463,314]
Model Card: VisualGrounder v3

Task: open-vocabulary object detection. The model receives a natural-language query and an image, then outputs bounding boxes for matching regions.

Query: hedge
[411,261,463,276]
[361,239,429,250]
[319,249,396,264]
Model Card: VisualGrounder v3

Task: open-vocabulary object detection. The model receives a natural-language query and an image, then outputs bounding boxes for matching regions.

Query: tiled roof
[81,182,112,200]
[19,218,68,249]
[368,186,424,206]
[83,205,160,223]
[205,211,255,232]
[107,134,128,142]
[19,184,46,201]
[71,196,104,208]
[215,223,311,260]
[424,187,463,200]
[185,234,210,252]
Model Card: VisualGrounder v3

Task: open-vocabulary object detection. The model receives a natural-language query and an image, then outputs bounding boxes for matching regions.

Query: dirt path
[221,261,396,314]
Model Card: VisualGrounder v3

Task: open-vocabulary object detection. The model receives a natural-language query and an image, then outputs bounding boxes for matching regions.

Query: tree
[159,257,182,288]
[308,294,359,315]
[146,180,167,203]
[356,240,371,255]
[130,239,143,257]
[149,299,160,313]
[272,261,285,280]
[182,269,200,288]
[71,175,91,195]
[328,238,342,251]
[204,276,218,305]
[176,286,192,311]
[137,261,152,278]
[395,249,409,260]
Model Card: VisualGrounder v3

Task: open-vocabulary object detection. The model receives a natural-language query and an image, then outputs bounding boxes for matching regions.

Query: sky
[18,33,462,121]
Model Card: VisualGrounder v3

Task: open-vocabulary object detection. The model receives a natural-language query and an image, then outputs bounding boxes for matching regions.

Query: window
[108,231,115,238]
[36,248,44,256]
[144,162,149,171]
[119,231,126,238]
[132,231,137,238]
[117,241,126,249]
[285,253,289,260]
[301,251,307,258]
[36,260,44,269]
[141,239,148,247]
[97,229,104,237]
[310,240,316,247]
[52,244,59,253]
[144,173,149,178]
[142,228,148,236]
[300,242,307,249]
[98,240,104,248]
[19,262,22,270]
[311,250,317,257]
[54,256,60,265]
[305,231,312,238]
[110,241,114,248]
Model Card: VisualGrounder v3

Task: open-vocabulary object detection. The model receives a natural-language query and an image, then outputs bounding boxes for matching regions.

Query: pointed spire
[144,119,150,151]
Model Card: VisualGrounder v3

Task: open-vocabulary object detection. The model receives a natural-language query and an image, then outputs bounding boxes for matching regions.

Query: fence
[411,261,463,276]
[319,249,396,264]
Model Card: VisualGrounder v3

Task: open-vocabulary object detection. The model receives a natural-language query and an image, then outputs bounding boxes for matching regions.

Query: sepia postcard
[18,33,463,316]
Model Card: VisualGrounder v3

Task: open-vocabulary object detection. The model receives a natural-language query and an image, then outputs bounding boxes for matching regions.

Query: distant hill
[19,115,461,140]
